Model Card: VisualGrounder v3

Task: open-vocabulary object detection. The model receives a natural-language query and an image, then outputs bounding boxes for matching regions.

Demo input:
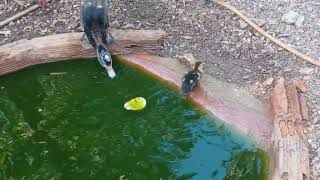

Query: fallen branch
[0,0,51,28]
[212,0,320,67]
[0,29,166,75]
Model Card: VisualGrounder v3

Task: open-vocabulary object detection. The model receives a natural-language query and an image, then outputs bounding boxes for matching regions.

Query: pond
[0,58,269,180]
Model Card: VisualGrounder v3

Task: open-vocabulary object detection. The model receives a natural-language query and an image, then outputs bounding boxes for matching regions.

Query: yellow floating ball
[124,97,146,111]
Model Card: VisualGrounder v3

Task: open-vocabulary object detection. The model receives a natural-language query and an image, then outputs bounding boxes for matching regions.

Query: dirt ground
[1,0,320,178]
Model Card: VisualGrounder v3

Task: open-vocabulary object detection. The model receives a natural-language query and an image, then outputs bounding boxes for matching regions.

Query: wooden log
[299,95,309,121]
[271,78,310,180]
[0,29,166,75]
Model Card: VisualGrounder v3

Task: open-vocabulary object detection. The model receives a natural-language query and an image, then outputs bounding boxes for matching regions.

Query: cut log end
[271,78,310,180]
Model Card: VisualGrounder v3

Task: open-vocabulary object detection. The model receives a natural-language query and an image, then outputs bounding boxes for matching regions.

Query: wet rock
[281,10,304,27]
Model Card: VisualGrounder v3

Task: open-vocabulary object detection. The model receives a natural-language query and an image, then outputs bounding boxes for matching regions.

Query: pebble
[0,30,11,36]
[254,18,267,27]
[243,75,249,80]
[283,67,292,72]
[281,10,304,27]
[299,67,314,75]
[265,78,274,86]
[239,19,248,29]
[312,143,318,149]
[315,23,320,32]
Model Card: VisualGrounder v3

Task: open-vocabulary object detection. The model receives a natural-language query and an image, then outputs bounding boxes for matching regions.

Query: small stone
[177,53,198,68]
[38,108,43,112]
[8,22,15,26]
[283,68,292,72]
[268,19,278,25]
[312,118,318,124]
[308,125,315,131]
[315,23,320,32]
[281,10,304,27]
[254,19,266,27]
[312,143,318,149]
[182,36,192,40]
[0,30,10,36]
[265,78,274,86]
[178,0,193,4]
[239,19,248,29]
[243,68,251,73]
[243,75,249,80]
[299,67,314,75]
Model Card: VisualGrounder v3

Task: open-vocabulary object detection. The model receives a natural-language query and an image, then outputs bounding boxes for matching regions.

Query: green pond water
[0,59,269,180]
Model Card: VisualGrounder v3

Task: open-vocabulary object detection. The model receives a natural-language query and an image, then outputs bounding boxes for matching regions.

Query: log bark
[271,78,310,180]
[0,29,166,75]
[299,95,309,121]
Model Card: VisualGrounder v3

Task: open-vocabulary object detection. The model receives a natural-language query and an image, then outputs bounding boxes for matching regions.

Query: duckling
[80,0,115,78]
[181,61,204,96]
[97,44,115,78]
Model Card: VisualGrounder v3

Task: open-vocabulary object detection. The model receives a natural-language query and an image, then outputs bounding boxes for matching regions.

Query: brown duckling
[181,61,204,96]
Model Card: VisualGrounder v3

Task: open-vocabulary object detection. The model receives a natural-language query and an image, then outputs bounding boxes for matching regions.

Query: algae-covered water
[0,59,269,180]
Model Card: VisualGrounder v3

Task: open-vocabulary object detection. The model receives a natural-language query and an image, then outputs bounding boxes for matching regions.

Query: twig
[0,0,51,28]
[212,0,320,67]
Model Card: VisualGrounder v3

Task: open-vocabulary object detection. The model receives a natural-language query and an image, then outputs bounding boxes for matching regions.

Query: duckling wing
[96,50,107,68]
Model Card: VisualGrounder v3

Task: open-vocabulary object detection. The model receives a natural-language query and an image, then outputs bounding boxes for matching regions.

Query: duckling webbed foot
[106,32,114,45]
[80,34,93,49]
[102,32,114,46]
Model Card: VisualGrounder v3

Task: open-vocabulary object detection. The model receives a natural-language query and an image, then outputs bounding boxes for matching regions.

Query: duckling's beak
[182,93,190,100]
[184,92,190,97]
[106,65,116,79]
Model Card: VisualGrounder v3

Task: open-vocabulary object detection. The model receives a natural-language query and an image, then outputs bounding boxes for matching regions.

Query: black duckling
[181,61,204,96]
[80,0,115,78]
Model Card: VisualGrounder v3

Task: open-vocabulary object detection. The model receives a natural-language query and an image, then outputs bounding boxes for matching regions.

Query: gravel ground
[1,0,320,177]
[228,0,320,178]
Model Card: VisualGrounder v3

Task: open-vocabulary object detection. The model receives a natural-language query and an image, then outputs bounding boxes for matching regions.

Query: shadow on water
[0,58,269,180]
